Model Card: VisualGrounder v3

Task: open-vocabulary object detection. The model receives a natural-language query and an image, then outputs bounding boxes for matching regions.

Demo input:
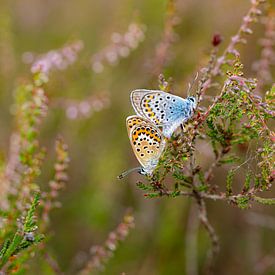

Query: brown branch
[44,251,64,275]
[185,202,199,275]
[194,193,219,275]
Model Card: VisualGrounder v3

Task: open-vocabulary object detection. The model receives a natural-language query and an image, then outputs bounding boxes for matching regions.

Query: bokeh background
[0,0,274,274]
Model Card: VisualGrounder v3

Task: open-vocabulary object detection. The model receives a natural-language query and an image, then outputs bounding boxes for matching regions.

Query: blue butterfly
[130,89,197,138]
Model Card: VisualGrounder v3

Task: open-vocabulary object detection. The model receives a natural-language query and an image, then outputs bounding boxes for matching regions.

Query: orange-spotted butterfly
[131,89,197,138]
[118,115,166,179]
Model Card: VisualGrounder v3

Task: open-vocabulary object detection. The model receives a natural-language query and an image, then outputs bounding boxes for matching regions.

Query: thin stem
[194,194,219,275]
[185,202,199,275]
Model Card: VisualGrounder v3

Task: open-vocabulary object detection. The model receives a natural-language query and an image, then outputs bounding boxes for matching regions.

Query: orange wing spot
[132,129,143,141]
[153,117,160,124]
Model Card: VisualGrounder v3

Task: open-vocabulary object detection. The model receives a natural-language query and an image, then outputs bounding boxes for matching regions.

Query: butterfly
[117,115,166,179]
[130,89,197,138]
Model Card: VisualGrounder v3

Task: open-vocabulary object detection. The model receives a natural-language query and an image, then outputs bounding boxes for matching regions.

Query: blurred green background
[0,0,274,274]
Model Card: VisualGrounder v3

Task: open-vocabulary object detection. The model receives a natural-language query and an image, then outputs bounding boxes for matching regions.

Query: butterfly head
[187,96,197,111]
[138,168,147,175]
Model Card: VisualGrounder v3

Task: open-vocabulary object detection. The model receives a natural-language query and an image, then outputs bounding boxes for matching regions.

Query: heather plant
[0,0,274,274]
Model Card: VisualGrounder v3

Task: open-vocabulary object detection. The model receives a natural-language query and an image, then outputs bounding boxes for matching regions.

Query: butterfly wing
[131,89,194,138]
[126,115,166,174]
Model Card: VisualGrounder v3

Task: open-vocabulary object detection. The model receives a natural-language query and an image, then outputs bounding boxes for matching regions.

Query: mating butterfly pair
[118,89,196,179]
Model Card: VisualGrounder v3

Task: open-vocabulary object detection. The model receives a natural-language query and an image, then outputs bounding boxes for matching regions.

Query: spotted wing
[126,115,166,174]
[131,89,193,137]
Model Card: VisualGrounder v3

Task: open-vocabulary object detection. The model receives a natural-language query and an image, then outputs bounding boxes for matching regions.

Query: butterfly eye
[188,97,195,102]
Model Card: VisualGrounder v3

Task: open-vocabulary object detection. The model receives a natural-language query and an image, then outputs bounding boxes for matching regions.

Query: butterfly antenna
[187,72,199,96]
[117,167,142,179]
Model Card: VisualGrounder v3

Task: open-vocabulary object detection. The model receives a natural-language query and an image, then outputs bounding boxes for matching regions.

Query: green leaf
[219,155,240,164]
[236,196,250,209]
[172,171,192,184]
[24,193,40,232]
[136,182,154,191]
[0,232,23,269]
[254,196,275,205]
[226,169,234,196]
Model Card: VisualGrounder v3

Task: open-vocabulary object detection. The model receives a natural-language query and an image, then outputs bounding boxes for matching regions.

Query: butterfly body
[131,89,197,138]
[126,115,166,175]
